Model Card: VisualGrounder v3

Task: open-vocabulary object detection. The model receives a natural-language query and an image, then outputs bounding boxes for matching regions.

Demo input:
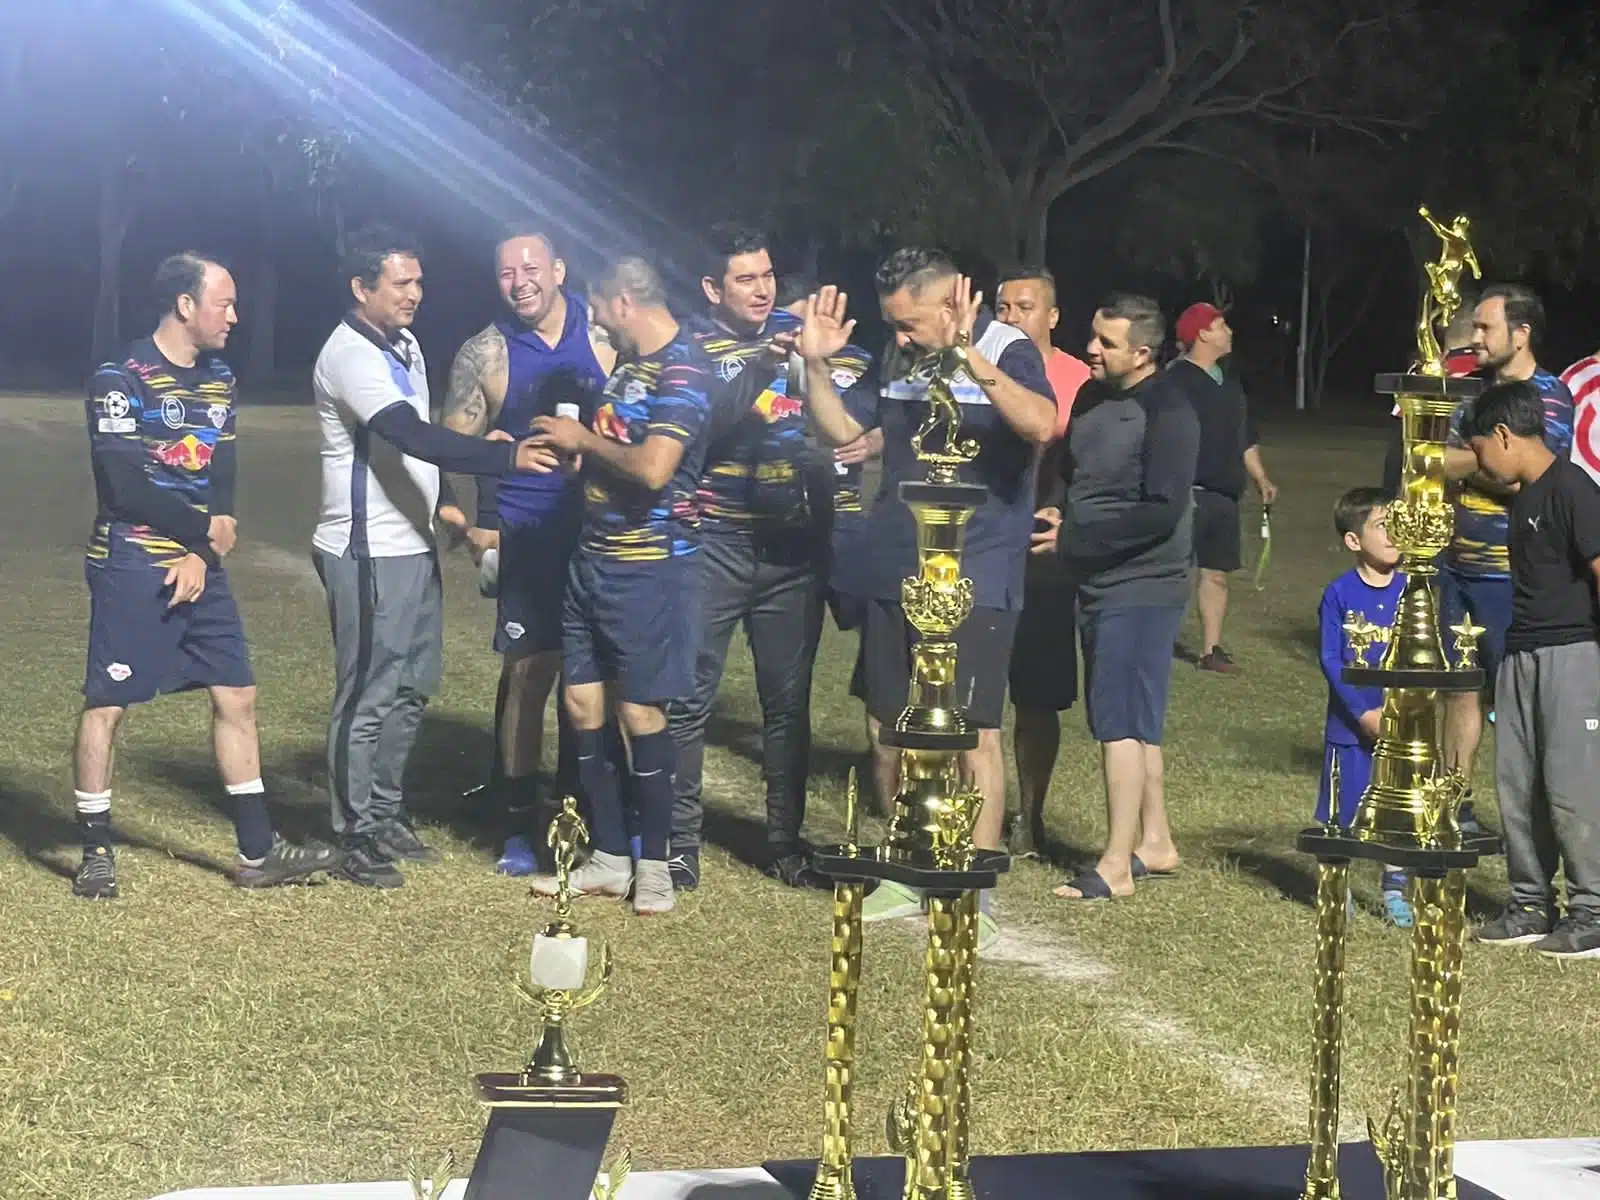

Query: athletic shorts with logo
[83,549,254,708]
[562,552,695,705]
[495,515,578,656]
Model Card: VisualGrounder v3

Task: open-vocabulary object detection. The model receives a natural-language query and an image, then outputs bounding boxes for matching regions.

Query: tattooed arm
[439,325,511,546]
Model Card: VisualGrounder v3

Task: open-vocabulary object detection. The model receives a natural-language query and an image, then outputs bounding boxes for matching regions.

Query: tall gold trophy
[805,339,1008,1200]
[464,798,628,1200]
[1295,209,1499,1200]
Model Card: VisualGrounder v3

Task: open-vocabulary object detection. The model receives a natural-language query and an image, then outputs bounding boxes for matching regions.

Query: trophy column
[806,346,1010,1200]
[1295,207,1500,1200]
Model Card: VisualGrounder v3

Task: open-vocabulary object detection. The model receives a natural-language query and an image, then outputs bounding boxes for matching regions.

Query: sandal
[1052,869,1119,902]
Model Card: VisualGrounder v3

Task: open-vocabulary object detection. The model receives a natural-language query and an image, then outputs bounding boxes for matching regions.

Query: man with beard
[797,249,1056,944]
[1031,294,1198,901]
[439,228,615,874]
[1440,284,1573,824]
[665,227,830,891]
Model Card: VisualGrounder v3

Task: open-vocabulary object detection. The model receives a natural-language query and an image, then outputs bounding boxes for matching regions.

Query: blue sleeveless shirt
[490,290,608,528]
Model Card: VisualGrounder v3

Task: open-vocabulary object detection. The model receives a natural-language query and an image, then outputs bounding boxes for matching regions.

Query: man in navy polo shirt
[439,227,615,873]
[797,248,1056,940]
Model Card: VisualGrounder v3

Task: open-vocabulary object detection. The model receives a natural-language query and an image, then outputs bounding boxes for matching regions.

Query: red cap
[1176,302,1224,347]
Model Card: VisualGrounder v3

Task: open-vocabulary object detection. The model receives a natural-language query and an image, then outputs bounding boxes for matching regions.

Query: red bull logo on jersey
[752,386,803,423]
[153,435,212,472]
[593,403,633,444]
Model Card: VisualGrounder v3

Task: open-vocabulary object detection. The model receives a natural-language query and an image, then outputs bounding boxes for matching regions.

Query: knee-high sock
[575,727,627,856]
[628,729,676,862]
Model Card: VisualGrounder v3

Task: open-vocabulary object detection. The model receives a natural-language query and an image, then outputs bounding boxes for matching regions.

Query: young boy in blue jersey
[1318,487,1412,927]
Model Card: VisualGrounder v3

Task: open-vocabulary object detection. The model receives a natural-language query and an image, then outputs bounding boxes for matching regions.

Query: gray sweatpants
[1495,641,1600,916]
[314,548,443,836]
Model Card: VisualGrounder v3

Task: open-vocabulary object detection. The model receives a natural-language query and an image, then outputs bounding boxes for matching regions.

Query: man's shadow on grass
[0,768,234,881]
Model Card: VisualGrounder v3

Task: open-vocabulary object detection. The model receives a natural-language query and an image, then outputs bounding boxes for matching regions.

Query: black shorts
[83,556,255,708]
[1192,489,1242,573]
[1009,575,1077,712]
[495,517,577,657]
[850,597,1019,730]
[562,552,695,706]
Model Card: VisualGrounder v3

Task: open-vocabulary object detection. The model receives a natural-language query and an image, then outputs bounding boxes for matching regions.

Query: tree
[872,0,1437,265]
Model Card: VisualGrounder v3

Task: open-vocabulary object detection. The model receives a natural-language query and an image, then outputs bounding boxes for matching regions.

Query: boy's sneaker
[1197,646,1242,675]
[495,835,539,877]
[668,850,700,892]
[633,859,676,915]
[529,849,633,899]
[373,816,441,865]
[334,834,405,889]
[1382,889,1415,929]
[1474,900,1552,946]
[1533,916,1600,960]
[764,843,827,889]
[862,880,922,922]
[236,837,341,888]
[72,845,119,900]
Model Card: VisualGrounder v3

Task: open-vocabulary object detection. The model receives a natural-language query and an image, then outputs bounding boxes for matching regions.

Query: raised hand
[798,286,856,362]
[952,275,982,344]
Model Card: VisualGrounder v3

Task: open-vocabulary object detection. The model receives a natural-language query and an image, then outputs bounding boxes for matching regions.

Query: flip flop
[1052,870,1118,902]
[1131,855,1180,881]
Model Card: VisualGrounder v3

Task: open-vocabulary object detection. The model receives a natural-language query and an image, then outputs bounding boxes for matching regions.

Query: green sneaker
[976,911,1000,954]
[862,880,922,922]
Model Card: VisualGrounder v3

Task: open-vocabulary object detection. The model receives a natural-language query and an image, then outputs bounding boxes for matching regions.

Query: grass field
[2,395,1597,1200]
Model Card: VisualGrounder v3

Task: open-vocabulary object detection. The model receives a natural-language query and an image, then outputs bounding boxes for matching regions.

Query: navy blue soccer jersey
[580,335,712,562]
[85,338,236,569]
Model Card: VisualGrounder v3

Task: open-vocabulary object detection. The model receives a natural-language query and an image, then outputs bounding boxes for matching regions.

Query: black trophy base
[1297,827,1501,874]
[1375,372,1485,399]
[1342,665,1484,692]
[811,844,1009,894]
[766,1143,1504,1200]
[900,480,988,507]
[464,1072,625,1200]
[878,724,982,752]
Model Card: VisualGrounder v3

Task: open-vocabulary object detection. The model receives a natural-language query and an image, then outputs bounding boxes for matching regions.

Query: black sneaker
[334,834,405,889]
[1533,916,1600,960]
[1474,900,1552,946]
[373,816,442,864]
[1458,799,1483,836]
[72,845,118,900]
[668,850,700,892]
[1197,646,1242,675]
[236,836,342,889]
[764,846,828,889]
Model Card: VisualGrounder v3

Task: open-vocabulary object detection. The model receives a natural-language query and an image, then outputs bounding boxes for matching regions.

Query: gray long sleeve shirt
[1058,369,1200,609]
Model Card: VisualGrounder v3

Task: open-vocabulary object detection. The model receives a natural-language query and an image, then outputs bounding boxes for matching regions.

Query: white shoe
[530,849,632,898]
[633,859,676,915]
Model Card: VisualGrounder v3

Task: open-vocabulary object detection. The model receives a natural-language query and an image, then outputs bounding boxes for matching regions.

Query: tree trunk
[91,159,134,369]
[1018,193,1050,266]
[247,188,279,380]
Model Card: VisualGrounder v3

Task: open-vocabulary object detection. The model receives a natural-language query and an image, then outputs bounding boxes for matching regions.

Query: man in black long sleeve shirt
[73,254,341,900]
[1031,294,1198,901]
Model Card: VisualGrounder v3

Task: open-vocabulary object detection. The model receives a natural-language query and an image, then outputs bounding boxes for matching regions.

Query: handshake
[493,411,591,475]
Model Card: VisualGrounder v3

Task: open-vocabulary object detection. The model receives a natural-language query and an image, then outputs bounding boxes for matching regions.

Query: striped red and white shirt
[1562,352,1600,485]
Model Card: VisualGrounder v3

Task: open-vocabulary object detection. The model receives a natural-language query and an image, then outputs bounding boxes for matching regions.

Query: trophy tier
[473,1071,627,1109]
[1295,827,1501,874]
[810,844,1010,893]
[877,724,982,752]
[899,479,989,507]
[1342,665,1485,692]
[1374,372,1485,399]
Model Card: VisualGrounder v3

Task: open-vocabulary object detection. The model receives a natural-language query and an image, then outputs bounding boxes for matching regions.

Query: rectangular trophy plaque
[464,1076,625,1200]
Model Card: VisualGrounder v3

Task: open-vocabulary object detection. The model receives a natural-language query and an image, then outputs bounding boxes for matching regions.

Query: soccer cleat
[529,849,633,899]
[632,859,676,915]
[976,911,1001,955]
[373,816,442,865]
[334,834,405,889]
[763,843,827,889]
[235,836,341,889]
[1197,646,1242,675]
[1474,900,1552,946]
[668,851,700,892]
[862,880,922,922]
[495,835,539,877]
[72,845,119,900]
[1533,916,1600,960]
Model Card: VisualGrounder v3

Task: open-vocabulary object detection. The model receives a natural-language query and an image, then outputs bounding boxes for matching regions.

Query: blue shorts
[83,557,254,708]
[1438,569,1512,692]
[1317,742,1372,828]
[562,552,695,705]
[495,517,578,657]
[1079,604,1184,744]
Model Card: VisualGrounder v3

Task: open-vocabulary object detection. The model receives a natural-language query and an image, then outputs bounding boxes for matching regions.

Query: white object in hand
[478,547,500,599]
[531,932,589,991]
[555,402,581,422]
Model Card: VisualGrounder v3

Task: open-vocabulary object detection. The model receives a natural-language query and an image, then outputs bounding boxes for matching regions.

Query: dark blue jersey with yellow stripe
[581,334,712,562]
[85,337,236,570]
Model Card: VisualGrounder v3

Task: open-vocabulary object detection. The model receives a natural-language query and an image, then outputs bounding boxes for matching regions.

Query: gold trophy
[1295,210,1499,1200]
[464,797,627,1200]
[805,337,1007,1200]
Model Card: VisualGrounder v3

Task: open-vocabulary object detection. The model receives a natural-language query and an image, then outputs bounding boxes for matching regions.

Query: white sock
[74,789,112,816]
[225,779,265,796]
